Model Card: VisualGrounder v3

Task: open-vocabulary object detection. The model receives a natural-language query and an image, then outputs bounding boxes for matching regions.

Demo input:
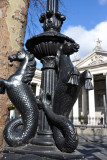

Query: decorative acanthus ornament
[41,56,56,69]
[0,51,39,146]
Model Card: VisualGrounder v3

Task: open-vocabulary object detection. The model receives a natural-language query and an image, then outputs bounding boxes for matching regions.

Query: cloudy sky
[25,0,107,67]
[61,0,107,59]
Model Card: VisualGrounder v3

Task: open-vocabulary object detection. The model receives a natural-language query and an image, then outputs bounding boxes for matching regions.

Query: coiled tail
[36,95,78,153]
[0,51,39,147]
[3,83,39,147]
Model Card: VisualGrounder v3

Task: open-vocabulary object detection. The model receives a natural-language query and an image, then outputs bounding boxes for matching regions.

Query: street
[77,136,107,160]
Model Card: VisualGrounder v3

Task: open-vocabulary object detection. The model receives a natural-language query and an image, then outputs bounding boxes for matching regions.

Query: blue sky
[61,0,107,30]
[25,0,107,68]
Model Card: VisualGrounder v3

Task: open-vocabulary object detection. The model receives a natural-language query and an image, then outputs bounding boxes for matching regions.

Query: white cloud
[99,0,107,5]
[63,21,107,60]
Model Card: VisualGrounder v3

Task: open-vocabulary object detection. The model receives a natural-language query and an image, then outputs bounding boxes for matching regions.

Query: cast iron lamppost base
[0,0,93,159]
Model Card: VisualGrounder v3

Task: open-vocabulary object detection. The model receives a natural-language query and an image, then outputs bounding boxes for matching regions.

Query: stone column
[105,74,107,124]
[36,84,40,96]
[73,99,79,125]
[103,73,107,124]
[103,95,107,125]
[88,75,95,125]
[82,86,88,124]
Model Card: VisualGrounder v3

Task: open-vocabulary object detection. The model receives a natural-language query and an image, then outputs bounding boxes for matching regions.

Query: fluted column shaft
[37,56,57,145]
[47,0,58,13]
[82,87,88,123]
[88,75,95,125]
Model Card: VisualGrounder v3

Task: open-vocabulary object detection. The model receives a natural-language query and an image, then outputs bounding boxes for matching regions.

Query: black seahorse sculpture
[36,42,93,153]
[0,50,39,147]
[53,43,93,118]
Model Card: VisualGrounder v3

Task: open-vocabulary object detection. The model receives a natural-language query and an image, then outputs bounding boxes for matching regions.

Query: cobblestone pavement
[78,136,107,160]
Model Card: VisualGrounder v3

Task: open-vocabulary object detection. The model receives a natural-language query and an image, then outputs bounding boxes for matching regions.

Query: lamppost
[1,0,91,159]
[26,0,78,147]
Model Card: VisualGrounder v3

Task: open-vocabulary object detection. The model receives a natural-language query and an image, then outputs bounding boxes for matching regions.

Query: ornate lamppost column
[26,0,67,146]
[47,0,58,12]
[26,0,80,147]
[31,56,57,146]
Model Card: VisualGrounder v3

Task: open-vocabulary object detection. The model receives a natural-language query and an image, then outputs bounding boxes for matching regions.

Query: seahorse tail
[4,112,38,147]
[4,84,39,147]
[52,120,78,153]
[4,118,23,146]
[42,104,78,153]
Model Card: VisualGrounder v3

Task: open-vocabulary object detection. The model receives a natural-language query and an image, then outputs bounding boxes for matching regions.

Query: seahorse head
[8,50,36,83]
[8,50,27,62]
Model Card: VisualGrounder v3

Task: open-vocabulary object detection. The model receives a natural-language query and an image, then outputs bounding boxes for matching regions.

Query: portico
[73,40,107,125]
[31,69,41,96]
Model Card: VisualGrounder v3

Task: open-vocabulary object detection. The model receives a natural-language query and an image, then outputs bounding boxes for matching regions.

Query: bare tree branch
[25,0,63,41]
[26,0,46,37]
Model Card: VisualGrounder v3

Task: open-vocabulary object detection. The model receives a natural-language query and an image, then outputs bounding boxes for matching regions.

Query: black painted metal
[30,56,57,146]
[35,44,93,153]
[25,0,80,148]
[47,0,58,13]
[0,51,39,146]
[39,0,65,32]
[53,46,93,118]
[25,31,79,60]
[0,0,93,159]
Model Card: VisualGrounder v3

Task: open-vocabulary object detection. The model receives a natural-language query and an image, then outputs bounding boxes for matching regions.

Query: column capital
[41,56,56,70]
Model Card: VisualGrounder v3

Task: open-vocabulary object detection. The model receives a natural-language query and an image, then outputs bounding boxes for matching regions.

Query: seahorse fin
[67,68,80,86]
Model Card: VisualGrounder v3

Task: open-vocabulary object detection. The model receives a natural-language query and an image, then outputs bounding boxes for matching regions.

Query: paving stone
[93,152,107,160]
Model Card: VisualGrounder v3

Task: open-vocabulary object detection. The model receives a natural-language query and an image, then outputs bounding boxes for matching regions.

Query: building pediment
[75,50,107,69]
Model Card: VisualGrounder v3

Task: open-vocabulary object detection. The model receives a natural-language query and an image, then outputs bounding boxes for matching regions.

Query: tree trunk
[0,0,29,154]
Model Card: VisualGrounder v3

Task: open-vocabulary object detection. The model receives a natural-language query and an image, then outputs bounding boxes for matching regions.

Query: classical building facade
[31,69,41,97]
[72,40,107,126]
[32,40,107,126]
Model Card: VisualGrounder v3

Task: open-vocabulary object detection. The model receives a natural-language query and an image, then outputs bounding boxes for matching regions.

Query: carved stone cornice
[89,54,104,66]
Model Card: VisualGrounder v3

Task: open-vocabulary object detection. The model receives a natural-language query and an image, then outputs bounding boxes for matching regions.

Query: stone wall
[0,0,29,154]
